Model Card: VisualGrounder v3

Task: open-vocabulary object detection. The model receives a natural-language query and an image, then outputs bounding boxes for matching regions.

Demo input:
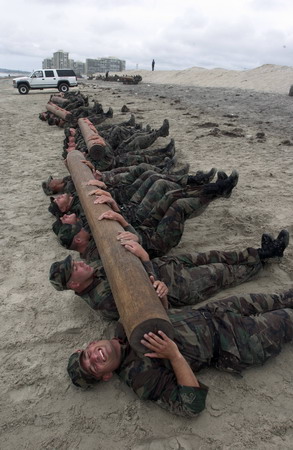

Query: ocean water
[0,72,28,78]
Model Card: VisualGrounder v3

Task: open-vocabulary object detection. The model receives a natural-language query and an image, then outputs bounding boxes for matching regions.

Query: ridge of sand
[106,64,293,94]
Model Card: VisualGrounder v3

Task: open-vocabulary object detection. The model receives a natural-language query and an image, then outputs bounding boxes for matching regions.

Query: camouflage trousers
[102,163,161,187]
[116,130,160,153]
[200,289,293,371]
[104,126,136,150]
[104,165,180,204]
[153,248,263,307]
[137,184,218,257]
[87,145,169,172]
[108,166,162,205]
[122,174,187,211]
[113,151,169,170]
[132,178,189,224]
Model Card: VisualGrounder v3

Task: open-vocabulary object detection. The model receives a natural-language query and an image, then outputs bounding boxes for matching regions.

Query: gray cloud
[1,0,293,72]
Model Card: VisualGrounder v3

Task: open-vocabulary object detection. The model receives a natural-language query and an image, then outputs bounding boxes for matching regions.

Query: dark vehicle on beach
[13,69,78,94]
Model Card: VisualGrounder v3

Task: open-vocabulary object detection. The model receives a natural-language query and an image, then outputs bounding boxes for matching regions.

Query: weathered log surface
[78,117,107,161]
[46,101,72,121]
[50,95,68,106]
[67,150,174,353]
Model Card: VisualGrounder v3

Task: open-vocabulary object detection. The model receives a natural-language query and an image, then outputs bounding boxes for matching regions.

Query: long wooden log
[50,95,68,106]
[67,150,174,353]
[46,102,72,121]
[78,117,108,161]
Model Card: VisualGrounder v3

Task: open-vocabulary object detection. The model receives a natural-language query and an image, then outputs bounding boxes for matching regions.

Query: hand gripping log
[67,150,174,353]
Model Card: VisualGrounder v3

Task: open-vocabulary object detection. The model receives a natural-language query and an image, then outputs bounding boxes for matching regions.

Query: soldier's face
[69,260,94,284]
[80,339,121,379]
[54,193,72,212]
[61,213,78,225]
[49,178,65,194]
[74,228,90,244]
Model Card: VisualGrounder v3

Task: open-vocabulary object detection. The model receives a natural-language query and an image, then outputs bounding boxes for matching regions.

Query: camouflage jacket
[86,144,115,171]
[67,194,87,226]
[80,224,140,264]
[62,176,75,194]
[80,237,101,263]
[115,314,210,417]
[78,240,142,320]
[77,261,118,321]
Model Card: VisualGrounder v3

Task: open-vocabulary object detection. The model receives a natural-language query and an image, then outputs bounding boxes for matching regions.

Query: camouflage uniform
[86,131,172,172]
[102,163,163,186]
[115,129,165,154]
[80,224,139,264]
[135,184,221,258]
[48,193,88,227]
[100,125,142,150]
[60,176,75,194]
[99,121,168,154]
[76,260,118,321]
[87,148,172,172]
[118,176,187,219]
[114,288,293,416]
[65,247,263,321]
[79,237,100,262]
[67,289,293,417]
[125,177,188,224]
[53,181,228,259]
[42,175,75,196]
[146,247,262,307]
[66,196,83,220]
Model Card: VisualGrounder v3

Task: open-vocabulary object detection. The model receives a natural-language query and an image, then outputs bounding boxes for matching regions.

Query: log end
[129,318,175,355]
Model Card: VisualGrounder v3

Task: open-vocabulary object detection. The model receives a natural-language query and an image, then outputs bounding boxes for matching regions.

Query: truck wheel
[18,84,29,94]
[58,83,69,93]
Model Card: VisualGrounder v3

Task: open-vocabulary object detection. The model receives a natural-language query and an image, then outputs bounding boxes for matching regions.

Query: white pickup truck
[13,69,78,94]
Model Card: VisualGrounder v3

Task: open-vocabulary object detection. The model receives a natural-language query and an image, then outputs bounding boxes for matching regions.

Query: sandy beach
[1,64,293,449]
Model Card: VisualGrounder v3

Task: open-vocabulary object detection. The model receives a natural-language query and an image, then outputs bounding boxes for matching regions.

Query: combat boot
[164,138,175,158]
[261,233,274,250]
[169,163,190,176]
[216,171,228,181]
[127,114,136,127]
[217,170,239,198]
[105,107,113,118]
[158,156,177,170]
[258,229,289,259]
[202,170,239,198]
[157,119,169,137]
[187,168,217,185]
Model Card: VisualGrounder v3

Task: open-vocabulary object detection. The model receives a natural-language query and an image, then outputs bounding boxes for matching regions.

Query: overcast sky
[1,0,293,72]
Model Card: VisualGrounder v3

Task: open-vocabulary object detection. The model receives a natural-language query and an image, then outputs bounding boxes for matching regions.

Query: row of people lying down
[63,115,174,172]
[43,117,291,418]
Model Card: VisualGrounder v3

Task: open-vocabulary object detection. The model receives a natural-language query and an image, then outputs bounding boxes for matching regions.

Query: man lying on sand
[49,170,239,258]
[49,230,289,321]
[66,286,293,417]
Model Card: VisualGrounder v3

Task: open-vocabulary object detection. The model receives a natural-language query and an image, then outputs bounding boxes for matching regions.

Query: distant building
[42,58,53,69]
[42,50,125,76]
[86,57,125,75]
[85,58,102,75]
[99,57,126,73]
[53,50,69,69]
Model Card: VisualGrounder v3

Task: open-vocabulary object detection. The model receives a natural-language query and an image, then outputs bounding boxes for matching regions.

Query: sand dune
[111,64,293,94]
